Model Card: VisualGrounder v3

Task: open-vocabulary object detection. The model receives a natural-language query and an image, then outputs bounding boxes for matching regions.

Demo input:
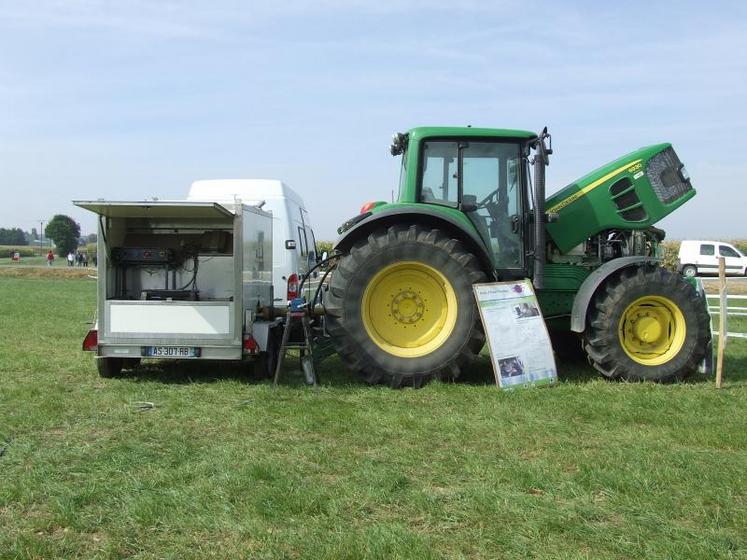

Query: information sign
[473,280,557,389]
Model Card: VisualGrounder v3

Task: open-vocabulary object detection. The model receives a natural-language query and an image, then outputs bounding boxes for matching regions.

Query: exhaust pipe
[533,127,552,290]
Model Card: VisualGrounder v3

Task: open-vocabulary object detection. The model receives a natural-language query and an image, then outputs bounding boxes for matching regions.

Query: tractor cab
[392,127,538,279]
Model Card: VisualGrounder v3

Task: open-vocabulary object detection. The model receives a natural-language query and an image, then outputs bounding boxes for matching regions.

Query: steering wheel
[476,190,499,209]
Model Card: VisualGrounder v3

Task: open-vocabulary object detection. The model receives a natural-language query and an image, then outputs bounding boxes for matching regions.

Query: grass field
[0,276,745,559]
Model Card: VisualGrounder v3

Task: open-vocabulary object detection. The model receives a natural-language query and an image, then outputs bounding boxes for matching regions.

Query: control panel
[111,247,175,264]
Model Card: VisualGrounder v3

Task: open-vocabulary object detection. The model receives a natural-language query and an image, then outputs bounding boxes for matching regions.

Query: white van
[678,240,747,277]
[188,179,318,303]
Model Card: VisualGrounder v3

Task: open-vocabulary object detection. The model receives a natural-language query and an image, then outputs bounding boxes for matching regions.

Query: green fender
[570,256,660,333]
[334,207,495,275]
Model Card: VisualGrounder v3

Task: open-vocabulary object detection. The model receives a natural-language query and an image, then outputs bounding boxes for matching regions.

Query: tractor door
[419,140,527,276]
[461,141,525,273]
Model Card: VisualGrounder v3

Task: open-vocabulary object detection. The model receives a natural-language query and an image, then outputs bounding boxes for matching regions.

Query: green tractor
[324,126,710,387]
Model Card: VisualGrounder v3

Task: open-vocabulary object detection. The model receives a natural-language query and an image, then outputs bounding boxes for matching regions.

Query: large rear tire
[325,225,486,387]
[583,266,710,382]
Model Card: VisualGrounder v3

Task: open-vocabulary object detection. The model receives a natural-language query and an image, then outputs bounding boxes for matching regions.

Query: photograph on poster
[498,356,525,378]
[513,302,540,319]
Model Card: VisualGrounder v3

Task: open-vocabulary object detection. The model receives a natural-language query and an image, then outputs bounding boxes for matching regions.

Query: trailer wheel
[97,357,123,378]
[325,225,486,387]
[254,327,280,379]
[583,266,710,382]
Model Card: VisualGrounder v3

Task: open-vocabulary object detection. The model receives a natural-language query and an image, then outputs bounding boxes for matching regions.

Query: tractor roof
[408,126,537,141]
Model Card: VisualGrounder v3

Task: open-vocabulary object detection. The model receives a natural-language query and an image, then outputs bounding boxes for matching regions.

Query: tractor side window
[700,244,714,256]
[420,141,458,207]
[719,245,739,258]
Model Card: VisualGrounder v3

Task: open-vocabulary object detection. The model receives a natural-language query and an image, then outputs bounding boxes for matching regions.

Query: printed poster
[473,280,557,389]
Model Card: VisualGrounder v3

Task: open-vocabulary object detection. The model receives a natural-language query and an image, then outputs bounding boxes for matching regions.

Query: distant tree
[86,233,97,244]
[0,227,28,245]
[45,215,80,256]
[31,227,39,240]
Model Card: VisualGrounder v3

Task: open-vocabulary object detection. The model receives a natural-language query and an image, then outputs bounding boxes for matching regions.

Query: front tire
[584,266,710,382]
[325,225,486,387]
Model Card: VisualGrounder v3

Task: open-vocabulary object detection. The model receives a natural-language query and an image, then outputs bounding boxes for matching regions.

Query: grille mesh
[646,147,692,204]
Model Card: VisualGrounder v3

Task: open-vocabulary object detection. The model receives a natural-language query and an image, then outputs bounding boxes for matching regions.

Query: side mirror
[460,194,478,213]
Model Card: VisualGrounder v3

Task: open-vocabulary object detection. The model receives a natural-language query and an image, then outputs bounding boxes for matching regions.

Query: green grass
[0,255,48,266]
[0,277,745,559]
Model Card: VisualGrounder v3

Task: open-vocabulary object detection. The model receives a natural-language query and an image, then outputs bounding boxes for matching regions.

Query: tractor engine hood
[544,143,695,253]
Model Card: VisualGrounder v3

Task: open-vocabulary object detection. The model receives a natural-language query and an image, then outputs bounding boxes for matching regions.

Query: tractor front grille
[646,147,693,204]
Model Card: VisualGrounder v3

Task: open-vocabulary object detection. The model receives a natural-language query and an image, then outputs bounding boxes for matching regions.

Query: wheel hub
[390,290,425,324]
[632,315,663,343]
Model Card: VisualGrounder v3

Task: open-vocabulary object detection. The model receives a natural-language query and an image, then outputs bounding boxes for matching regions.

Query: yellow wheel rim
[361,261,458,358]
[618,295,686,366]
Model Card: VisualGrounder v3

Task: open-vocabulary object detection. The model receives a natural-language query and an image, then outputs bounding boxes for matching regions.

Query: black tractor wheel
[583,265,710,382]
[325,225,487,388]
[97,357,123,378]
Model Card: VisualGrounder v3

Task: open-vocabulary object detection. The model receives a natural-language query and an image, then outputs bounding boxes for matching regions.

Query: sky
[1,0,745,241]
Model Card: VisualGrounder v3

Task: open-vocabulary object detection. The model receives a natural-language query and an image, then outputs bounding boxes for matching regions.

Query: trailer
[74,199,279,377]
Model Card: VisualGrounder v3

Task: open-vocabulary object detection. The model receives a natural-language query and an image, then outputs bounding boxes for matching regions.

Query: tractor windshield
[397,149,408,201]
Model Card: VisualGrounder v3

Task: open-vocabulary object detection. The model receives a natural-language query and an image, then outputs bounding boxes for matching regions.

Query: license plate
[143,346,201,358]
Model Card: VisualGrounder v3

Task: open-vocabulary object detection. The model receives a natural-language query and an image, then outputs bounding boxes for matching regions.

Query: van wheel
[97,358,123,378]
[123,358,141,370]
[682,264,697,278]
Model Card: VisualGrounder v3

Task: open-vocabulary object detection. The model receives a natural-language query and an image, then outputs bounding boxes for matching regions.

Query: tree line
[2,215,97,256]
[0,228,29,245]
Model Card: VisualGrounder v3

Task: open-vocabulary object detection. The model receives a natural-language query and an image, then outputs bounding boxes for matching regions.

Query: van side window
[700,244,714,256]
[307,227,317,261]
[719,245,739,258]
[298,226,308,256]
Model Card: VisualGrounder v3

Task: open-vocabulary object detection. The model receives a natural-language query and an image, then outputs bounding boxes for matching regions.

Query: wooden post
[715,257,727,388]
